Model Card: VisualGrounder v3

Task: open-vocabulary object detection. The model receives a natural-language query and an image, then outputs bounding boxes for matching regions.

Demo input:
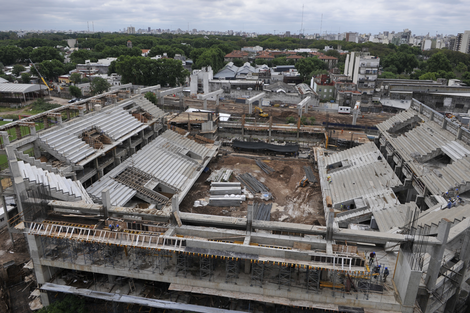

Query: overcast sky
[0,0,466,36]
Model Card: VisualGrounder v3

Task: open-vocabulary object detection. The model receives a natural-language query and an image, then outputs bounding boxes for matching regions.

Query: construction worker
[384,267,390,282]
[108,223,114,231]
[369,252,376,266]
[373,265,381,279]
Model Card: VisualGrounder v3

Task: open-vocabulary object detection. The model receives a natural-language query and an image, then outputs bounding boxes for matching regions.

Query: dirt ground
[183,97,394,127]
[179,153,325,226]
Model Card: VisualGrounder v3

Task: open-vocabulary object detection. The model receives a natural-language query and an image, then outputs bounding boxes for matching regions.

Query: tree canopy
[114,55,188,87]
[295,57,328,82]
[90,77,110,95]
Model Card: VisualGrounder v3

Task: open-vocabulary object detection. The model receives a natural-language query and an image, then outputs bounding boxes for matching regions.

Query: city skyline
[0,0,467,36]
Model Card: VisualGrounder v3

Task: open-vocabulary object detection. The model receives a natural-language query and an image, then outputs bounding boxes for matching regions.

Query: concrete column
[26,234,51,306]
[215,96,219,107]
[101,189,110,219]
[457,127,463,140]
[0,131,10,145]
[247,203,253,233]
[248,102,253,114]
[429,111,434,121]
[33,143,41,159]
[268,116,272,142]
[326,209,334,241]
[203,99,208,110]
[79,108,85,117]
[29,125,36,136]
[43,116,48,129]
[57,115,62,125]
[159,96,164,107]
[394,165,402,178]
[421,219,451,312]
[442,118,447,129]
[445,229,470,312]
[244,259,251,274]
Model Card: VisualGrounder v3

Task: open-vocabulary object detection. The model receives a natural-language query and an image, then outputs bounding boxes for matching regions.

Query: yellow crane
[29,59,53,91]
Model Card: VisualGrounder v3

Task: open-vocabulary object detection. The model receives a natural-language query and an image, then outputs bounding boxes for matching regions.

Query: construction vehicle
[29,59,53,91]
[254,106,268,118]
[299,178,309,187]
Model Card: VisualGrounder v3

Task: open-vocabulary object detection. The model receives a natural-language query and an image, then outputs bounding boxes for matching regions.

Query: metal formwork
[225,258,240,284]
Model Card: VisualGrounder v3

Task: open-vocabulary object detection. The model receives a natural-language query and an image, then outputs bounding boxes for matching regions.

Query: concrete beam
[245,92,266,114]
[297,96,311,117]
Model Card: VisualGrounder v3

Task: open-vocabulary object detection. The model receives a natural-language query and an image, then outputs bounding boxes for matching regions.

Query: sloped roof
[0,83,46,93]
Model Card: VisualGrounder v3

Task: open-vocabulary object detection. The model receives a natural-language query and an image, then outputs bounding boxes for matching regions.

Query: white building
[190,66,213,96]
[344,52,380,94]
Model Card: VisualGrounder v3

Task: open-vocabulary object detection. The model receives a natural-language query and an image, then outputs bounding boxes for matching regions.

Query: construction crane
[29,59,52,91]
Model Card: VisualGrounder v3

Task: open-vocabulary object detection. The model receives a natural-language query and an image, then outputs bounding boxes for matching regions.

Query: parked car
[68,98,77,103]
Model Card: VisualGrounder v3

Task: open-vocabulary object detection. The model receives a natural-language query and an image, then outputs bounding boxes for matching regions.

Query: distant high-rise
[454,31,470,54]
[127,26,135,34]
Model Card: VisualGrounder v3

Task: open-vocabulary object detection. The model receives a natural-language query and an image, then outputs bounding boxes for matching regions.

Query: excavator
[254,106,268,118]
[29,59,53,91]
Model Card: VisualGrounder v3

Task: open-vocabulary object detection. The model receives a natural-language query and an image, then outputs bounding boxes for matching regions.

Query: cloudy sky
[0,0,466,36]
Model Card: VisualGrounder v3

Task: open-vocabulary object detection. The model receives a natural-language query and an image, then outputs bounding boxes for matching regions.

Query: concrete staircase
[377,110,421,134]
[17,161,93,203]
[134,97,166,119]
[15,150,60,174]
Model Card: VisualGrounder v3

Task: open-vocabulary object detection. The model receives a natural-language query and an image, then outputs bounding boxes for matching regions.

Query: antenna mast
[320,14,323,38]
[300,4,304,35]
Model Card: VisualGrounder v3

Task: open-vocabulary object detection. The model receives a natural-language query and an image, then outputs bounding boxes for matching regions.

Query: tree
[114,55,188,86]
[90,77,110,95]
[425,52,452,73]
[0,46,24,65]
[145,91,158,105]
[12,64,26,76]
[233,59,244,67]
[194,48,225,72]
[379,71,397,79]
[69,85,82,98]
[325,50,340,58]
[29,46,62,63]
[295,57,328,82]
[456,62,468,73]
[21,73,31,83]
[70,73,82,85]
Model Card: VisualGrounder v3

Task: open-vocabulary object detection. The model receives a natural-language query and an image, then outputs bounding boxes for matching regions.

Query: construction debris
[256,159,275,175]
[236,173,269,194]
[206,168,233,183]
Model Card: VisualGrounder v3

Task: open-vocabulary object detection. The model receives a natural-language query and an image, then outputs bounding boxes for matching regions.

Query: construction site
[1,83,470,313]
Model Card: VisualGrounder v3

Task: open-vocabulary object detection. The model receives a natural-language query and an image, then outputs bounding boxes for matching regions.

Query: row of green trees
[3,32,470,87]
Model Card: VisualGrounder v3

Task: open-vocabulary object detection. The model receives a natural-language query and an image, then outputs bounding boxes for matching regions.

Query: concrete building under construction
[2,88,470,313]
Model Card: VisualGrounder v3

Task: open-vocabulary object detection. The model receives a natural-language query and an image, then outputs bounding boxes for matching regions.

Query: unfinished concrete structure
[3,94,470,313]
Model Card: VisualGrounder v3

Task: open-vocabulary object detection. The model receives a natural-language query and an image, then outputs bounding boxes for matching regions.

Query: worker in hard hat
[384,267,390,282]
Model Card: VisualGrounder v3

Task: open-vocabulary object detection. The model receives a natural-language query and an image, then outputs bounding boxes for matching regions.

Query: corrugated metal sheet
[0,83,45,93]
